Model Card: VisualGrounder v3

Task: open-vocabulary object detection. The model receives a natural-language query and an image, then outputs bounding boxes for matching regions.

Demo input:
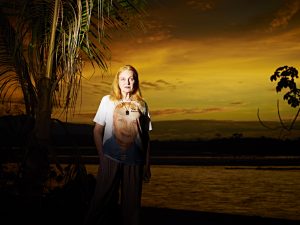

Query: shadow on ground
[1,189,299,225]
[141,207,299,225]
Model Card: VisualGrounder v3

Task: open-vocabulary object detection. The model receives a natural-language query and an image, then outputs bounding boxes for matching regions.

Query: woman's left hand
[143,164,151,183]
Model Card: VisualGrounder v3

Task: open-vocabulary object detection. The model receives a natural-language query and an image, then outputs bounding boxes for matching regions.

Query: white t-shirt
[93,95,152,165]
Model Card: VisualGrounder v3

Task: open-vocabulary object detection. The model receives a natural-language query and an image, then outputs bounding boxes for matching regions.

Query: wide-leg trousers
[84,156,144,225]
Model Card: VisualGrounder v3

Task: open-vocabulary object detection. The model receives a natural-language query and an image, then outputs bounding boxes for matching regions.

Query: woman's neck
[122,93,132,101]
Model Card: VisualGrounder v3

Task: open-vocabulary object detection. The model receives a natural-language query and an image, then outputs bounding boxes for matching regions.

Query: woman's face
[118,70,135,96]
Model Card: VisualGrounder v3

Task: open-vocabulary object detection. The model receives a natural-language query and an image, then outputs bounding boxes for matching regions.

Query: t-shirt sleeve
[93,96,108,126]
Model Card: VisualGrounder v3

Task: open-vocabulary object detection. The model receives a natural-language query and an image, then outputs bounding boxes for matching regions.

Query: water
[86,165,300,221]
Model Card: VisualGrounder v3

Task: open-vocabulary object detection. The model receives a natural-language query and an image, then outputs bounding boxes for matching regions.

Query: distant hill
[53,119,300,142]
[0,115,94,146]
[149,119,300,141]
[1,116,300,161]
[1,116,300,144]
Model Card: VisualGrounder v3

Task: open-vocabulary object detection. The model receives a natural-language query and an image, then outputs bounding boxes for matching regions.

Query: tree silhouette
[258,65,300,136]
[0,0,148,196]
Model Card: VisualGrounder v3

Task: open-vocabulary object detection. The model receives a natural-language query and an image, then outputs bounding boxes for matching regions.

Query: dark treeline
[2,116,300,164]
[1,115,300,159]
[150,138,300,156]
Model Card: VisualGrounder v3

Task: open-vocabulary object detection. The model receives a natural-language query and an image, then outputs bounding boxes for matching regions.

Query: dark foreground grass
[141,207,300,225]
[1,188,299,225]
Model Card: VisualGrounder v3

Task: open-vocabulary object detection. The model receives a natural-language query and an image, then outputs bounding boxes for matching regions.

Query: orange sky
[2,0,300,125]
[64,0,300,124]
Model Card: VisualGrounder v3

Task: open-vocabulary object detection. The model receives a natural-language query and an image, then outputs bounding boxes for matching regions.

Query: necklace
[121,100,130,115]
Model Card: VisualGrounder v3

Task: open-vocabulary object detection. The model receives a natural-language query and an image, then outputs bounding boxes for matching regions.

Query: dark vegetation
[1,115,300,161]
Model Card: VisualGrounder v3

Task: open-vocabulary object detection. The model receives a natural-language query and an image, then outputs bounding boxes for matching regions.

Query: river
[85,165,300,221]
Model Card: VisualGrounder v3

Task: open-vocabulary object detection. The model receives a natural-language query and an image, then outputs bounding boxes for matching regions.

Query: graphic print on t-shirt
[113,102,140,151]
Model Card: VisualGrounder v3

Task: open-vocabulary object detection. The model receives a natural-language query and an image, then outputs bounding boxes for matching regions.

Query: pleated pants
[84,156,144,225]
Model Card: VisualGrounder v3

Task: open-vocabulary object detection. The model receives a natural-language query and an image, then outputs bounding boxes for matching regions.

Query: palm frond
[0,0,148,120]
[0,5,37,116]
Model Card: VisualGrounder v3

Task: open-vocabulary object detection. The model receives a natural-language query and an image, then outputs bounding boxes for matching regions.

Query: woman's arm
[143,135,151,183]
[93,123,105,169]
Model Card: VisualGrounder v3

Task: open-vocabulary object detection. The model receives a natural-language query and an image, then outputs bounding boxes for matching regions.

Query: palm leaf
[0,5,37,116]
[0,0,148,119]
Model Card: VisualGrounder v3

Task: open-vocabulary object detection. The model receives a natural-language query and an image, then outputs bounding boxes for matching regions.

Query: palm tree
[0,0,147,195]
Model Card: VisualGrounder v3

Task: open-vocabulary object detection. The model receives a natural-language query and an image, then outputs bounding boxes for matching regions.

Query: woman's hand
[94,123,105,171]
[143,164,151,183]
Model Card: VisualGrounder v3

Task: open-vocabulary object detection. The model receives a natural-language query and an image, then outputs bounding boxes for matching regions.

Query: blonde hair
[110,65,144,103]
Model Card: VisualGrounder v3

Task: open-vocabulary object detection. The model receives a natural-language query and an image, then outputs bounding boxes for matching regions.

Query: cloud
[82,78,112,96]
[140,81,158,89]
[136,20,173,44]
[156,79,171,85]
[140,79,176,90]
[230,101,244,105]
[186,0,215,11]
[150,107,223,116]
[269,0,300,30]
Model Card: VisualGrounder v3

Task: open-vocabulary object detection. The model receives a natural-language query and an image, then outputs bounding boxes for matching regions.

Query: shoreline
[2,146,300,166]
[54,155,300,166]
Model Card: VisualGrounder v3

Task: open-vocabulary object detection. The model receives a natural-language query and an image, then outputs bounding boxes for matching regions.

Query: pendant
[126,110,129,115]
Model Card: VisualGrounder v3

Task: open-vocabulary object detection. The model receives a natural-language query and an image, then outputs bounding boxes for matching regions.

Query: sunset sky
[65,0,300,124]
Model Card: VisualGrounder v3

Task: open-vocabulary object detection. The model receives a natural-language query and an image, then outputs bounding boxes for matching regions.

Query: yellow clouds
[270,0,300,30]
[109,28,300,121]
[71,0,300,123]
[151,107,224,117]
[140,79,176,90]
[186,0,215,11]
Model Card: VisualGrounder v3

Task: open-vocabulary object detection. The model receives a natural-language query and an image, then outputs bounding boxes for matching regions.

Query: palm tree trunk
[20,0,59,196]
[35,77,52,143]
[21,77,52,196]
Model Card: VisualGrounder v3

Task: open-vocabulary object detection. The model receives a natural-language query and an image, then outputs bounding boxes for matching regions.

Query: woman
[84,65,152,225]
